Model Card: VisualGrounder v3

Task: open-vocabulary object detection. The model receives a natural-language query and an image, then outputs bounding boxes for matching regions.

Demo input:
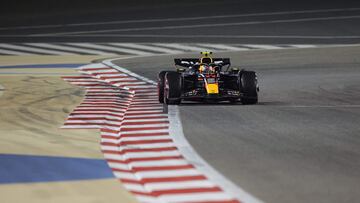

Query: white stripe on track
[61,43,119,55]
[0,43,74,55]
[96,43,155,55]
[0,48,36,55]
[25,43,81,55]
[289,44,318,48]
[153,43,206,52]
[115,43,183,54]
[242,44,284,49]
[200,43,252,51]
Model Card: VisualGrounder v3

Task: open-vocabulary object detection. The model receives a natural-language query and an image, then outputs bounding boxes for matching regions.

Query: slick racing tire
[240,70,258,105]
[164,71,182,105]
[158,71,168,103]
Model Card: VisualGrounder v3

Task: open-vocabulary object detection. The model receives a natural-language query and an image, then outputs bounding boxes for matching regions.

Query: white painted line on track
[0,48,36,55]
[242,44,284,49]
[199,43,251,51]
[28,43,113,55]
[0,43,74,55]
[72,43,153,56]
[153,43,210,52]
[288,44,318,48]
[113,43,183,54]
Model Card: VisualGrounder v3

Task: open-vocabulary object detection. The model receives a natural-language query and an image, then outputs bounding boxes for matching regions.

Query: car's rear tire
[240,70,258,105]
[158,71,168,103]
[164,71,182,105]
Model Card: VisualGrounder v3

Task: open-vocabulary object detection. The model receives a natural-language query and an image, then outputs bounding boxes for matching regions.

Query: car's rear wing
[174,58,230,68]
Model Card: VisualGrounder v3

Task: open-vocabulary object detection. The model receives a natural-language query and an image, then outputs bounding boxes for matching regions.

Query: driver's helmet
[199,64,216,74]
[199,64,208,73]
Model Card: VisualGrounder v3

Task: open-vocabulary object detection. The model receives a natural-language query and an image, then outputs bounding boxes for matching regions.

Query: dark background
[2,0,360,26]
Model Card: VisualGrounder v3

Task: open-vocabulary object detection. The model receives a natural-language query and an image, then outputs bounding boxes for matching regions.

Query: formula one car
[158,52,259,105]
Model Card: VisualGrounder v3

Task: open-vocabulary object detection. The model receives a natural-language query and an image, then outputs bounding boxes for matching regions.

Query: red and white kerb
[62,63,241,203]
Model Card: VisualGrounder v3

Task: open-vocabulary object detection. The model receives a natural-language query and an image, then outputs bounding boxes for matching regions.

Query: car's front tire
[164,71,182,105]
[158,71,168,103]
[239,70,258,104]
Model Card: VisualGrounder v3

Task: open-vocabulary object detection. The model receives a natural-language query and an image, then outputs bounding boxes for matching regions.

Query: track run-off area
[0,56,138,203]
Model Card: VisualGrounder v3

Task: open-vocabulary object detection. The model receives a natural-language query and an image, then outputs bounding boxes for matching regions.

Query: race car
[158,52,259,105]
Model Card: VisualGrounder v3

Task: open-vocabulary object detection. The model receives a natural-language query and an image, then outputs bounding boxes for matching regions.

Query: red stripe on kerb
[112,165,193,173]
[68,117,121,122]
[101,147,177,154]
[101,128,120,134]
[105,155,184,163]
[102,132,169,140]
[82,101,130,105]
[78,105,128,109]
[102,139,172,146]
[100,75,131,79]
[131,186,222,196]
[70,113,123,117]
[92,72,120,75]
[109,80,140,83]
[64,122,119,127]
[119,175,208,184]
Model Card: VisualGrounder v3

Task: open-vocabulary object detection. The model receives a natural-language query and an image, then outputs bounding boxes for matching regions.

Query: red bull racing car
[158,52,259,105]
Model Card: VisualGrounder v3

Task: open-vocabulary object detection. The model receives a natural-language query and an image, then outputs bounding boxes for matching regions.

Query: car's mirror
[231,67,240,74]
[177,68,185,73]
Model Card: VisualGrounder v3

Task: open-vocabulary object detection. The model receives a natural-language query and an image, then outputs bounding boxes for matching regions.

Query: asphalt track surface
[1,0,360,44]
[112,45,360,203]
